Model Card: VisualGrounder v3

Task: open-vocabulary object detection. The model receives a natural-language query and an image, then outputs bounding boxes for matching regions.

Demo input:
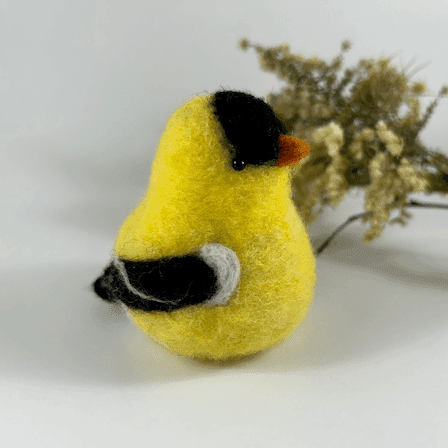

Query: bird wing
[92,243,240,312]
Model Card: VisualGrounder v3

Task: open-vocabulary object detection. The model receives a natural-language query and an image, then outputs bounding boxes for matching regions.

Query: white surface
[1,1,448,447]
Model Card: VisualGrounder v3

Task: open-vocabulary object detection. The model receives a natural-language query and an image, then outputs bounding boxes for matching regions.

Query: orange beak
[277,135,310,167]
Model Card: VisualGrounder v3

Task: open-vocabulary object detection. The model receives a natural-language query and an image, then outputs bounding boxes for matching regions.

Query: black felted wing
[92,255,218,312]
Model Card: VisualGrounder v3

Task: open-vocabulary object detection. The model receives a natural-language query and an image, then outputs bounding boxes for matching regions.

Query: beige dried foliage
[240,38,448,243]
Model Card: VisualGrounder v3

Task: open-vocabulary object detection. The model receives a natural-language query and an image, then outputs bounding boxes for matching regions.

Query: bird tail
[92,263,118,303]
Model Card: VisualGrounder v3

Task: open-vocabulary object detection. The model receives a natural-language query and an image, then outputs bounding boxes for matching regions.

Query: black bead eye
[232,159,245,171]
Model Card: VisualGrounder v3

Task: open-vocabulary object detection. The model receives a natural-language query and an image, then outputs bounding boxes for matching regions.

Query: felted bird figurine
[92,90,316,360]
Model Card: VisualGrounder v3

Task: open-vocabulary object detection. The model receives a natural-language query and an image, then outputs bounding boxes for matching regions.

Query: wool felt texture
[92,90,316,360]
[93,243,240,311]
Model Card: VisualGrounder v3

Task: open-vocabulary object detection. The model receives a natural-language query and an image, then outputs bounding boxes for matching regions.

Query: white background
[1,1,448,446]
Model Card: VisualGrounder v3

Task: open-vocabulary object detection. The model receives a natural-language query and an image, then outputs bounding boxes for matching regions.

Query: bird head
[148,90,310,208]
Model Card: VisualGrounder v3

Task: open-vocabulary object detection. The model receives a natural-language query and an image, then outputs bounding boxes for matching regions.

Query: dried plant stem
[316,200,448,255]
[406,199,448,210]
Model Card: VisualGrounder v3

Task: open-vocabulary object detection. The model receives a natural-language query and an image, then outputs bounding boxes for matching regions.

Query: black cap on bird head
[212,90,310,171]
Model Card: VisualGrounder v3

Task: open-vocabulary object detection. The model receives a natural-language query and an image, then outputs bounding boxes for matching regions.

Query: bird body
[94,91,316,360]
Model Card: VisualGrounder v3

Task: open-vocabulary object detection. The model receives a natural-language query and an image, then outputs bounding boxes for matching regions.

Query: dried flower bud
[375,121,403,156]
[411,81,427,95]
[313,122,344,157]
[238,38,250,51]
[361,128,376,142]
[341,40,352,51]
[397,158,428,191]
[349,139,363,161]
[369,153,387,180]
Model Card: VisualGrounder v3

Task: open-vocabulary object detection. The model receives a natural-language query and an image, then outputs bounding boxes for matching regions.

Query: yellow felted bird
[93,90,316,360]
